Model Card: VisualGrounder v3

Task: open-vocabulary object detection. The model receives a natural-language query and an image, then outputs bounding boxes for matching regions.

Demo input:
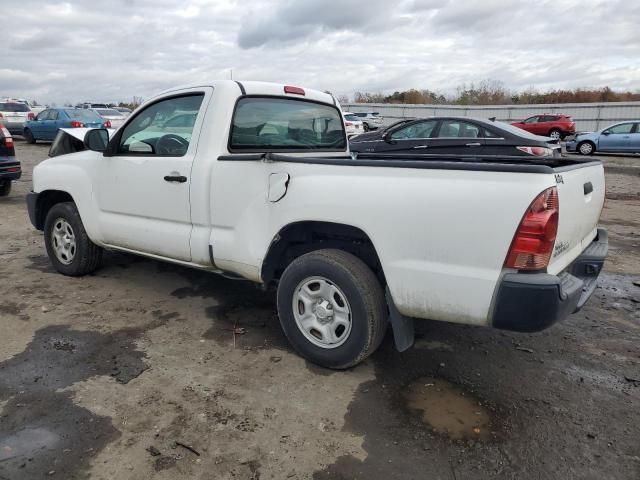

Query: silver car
[0,100,34,135]
[353,112,384,131]
[90,108,126,129]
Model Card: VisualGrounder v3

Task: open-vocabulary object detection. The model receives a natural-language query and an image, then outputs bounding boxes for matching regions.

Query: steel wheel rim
[292,276,352,349]
[51,218,77,265]
[579,143,592,154]
[550,131,561,140]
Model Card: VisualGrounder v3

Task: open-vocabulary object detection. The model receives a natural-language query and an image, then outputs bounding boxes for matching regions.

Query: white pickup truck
[27,81,608,369]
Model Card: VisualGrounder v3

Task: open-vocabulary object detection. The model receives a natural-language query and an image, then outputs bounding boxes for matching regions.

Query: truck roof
[157,80,336,106]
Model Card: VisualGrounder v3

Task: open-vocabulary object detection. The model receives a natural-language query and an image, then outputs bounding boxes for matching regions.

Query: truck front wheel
[44,202,103,276]
[277,249,387,369]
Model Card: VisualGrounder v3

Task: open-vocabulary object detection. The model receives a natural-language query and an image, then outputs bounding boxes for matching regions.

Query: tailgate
[547,162,605,275]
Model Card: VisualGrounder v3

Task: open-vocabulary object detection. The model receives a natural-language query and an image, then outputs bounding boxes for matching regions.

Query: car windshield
[0,102,30,112]
[96,108,122,117]
[344,114,360,121]
[64,109,102,122]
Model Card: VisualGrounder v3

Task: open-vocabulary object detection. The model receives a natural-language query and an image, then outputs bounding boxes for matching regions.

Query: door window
[49,110,59,120]
[118,94,204,156]
[390,120,437,140]
[435,120,481,138]
[604,123,634,135]
[523,116,539,124]
[37,110,51,121]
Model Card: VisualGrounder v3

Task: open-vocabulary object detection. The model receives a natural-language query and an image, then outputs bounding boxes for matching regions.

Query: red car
[511,114,576,140]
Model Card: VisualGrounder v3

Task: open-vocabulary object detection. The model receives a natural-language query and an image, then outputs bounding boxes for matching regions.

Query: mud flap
[386,287,414,352]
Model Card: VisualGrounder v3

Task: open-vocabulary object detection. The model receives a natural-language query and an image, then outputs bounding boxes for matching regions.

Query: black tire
[549,128,562,140]
[277,249,387,369]
[23,128,36,144]
[363,122,370,132]
[44,202,102,276]
[0,181,11,197]
[577,141,595,156]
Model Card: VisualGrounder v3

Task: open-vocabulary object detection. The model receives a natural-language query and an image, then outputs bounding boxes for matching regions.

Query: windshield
[230,97,346,151]
[64,109,102,122]
[0,102,30,112]
[96,108,122,116]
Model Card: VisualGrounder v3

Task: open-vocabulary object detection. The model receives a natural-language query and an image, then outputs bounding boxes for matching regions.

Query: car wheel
[549,129,562,140]
[277,249,387,369]
[577,141,595,155]
[23,128,36,144]
[363,122,370,132]
[44,202,103,276]
[0,180,11,197]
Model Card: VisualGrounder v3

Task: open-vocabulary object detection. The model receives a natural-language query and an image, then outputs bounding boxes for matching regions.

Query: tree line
[343,80,640,105]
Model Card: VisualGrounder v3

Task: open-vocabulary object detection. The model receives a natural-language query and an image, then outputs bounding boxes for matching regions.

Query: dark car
[0,124,20,197]
[511,114,576,140]
[349,116,561,157]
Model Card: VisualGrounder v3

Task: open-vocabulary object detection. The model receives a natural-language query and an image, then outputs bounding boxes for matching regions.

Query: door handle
[465,142,482,147]
[164,175,187,183]
[413,145,428,149]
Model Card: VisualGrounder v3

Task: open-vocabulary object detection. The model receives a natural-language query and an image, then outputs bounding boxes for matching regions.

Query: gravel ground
[1,141,639,480]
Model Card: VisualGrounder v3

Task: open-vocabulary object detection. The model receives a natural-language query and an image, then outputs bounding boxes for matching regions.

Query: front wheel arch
[577,140,596,155]
[34,190,76,230]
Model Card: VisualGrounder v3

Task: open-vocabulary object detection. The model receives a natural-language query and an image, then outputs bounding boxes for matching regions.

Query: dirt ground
[1,141,639,480]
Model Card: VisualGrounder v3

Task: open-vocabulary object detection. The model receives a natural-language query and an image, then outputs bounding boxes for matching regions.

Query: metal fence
[343,101,640,132]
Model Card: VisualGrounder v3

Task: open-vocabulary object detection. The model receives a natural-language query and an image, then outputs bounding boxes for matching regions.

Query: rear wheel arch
[34,190,75,230]
[261,221,386,288]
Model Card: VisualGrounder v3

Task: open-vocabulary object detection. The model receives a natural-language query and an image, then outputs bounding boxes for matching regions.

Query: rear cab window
[230,97,346,152]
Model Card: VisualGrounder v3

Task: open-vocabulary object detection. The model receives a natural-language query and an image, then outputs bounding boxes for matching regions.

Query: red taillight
[0,113,3,118]
[69,120,84,128]
[28,112,35,120]
[516,146,553,157]
[284,86,305,96]
[504,187,559,271]
[1,127,13,148]
[103,120,111,128]
[345,122,353,127]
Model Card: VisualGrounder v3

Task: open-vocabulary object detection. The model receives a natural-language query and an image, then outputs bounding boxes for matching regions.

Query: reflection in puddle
[0,428,60,461]
[404,377,491,440]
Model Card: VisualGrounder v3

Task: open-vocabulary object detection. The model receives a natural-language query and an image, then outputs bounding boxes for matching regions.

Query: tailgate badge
[555,174,564,184]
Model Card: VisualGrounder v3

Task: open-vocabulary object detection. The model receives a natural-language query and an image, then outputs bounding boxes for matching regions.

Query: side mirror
[382,132,393,143]
[84,128,109,152]
[602,131,610,136]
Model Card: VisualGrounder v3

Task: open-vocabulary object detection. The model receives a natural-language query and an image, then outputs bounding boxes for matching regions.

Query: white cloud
[3,0,639,105]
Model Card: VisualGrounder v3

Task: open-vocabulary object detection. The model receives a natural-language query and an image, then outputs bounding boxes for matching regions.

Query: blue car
[23,108,108,143]
[566,121,640,155]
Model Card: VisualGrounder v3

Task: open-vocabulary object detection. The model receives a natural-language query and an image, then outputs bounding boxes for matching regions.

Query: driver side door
[94,89,210,261]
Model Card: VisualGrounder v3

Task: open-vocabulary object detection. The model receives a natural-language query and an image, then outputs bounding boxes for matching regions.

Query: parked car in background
[0,100,35,135]
[350,116,561,157]
[353,111,384,131]
[511,114,576,140]
[113,106,132,117]
[565,121,640,155]
[343,112,364,137]
[90,108,126,129]
[23,108,110,143]
[76,103,109,109]
[0,124,20,196]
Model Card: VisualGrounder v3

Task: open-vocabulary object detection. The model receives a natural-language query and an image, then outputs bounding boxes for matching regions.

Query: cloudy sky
[4,0,640,104]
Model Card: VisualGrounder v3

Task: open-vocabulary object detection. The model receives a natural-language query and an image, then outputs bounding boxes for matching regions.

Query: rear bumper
[491,228,608,332]
[0,159,21,180]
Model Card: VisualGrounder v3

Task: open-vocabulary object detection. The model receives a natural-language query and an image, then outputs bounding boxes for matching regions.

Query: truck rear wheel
[0,180,11,197]
[44,202,103,276]
[277,249,387,369]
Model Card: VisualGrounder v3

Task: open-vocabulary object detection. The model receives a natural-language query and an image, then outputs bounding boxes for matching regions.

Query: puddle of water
[404,377,491,441]
[0,428,60,461]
